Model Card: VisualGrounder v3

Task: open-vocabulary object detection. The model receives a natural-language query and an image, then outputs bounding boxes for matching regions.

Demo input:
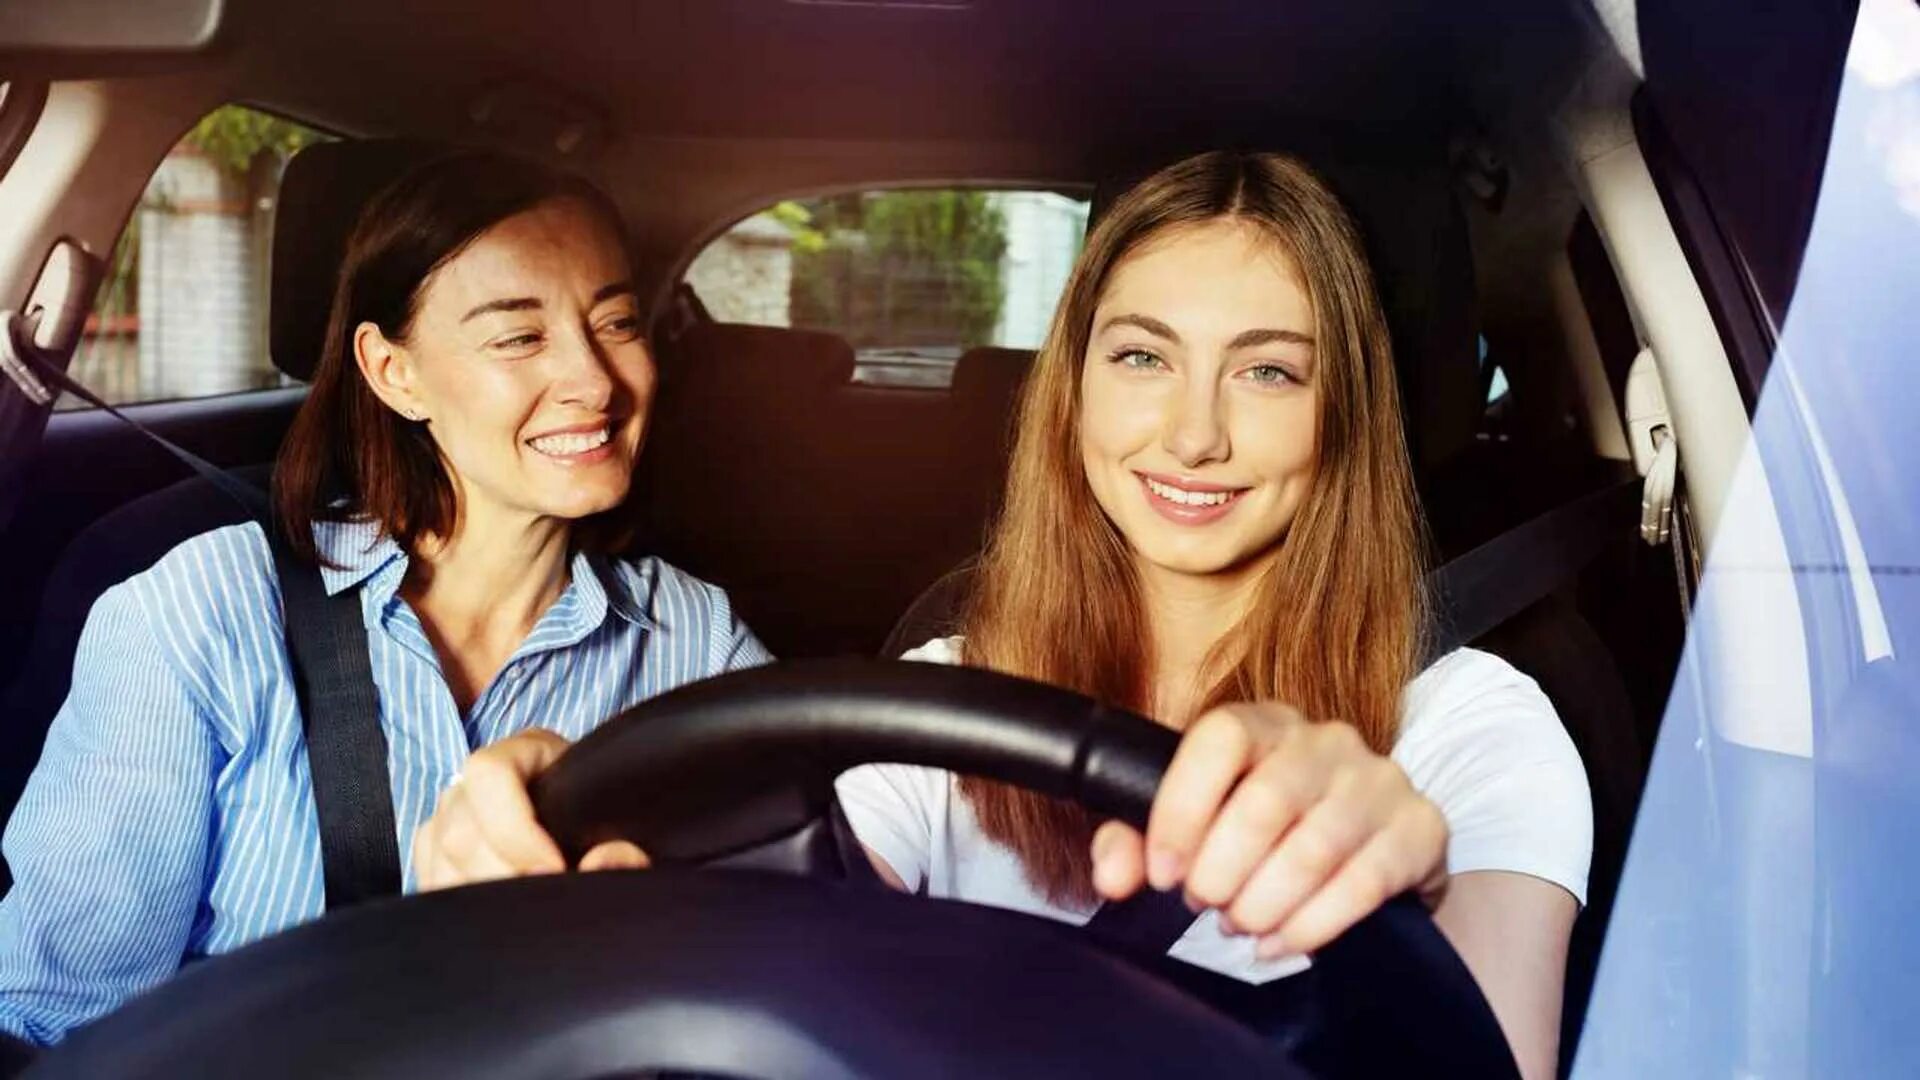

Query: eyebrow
[1097,313,1181,342]
[1095,313,1314,350]
[1227,327,1314,349]
[459,281,637,323]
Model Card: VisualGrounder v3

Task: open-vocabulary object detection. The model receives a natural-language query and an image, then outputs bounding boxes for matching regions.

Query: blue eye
[1244,363,1298,386]
[1112,348,1165,371]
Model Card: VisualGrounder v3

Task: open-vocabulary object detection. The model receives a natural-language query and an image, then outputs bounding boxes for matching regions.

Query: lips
[1135,471,1249,525]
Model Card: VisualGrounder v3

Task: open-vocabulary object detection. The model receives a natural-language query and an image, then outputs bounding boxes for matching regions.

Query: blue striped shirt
[0,518,770,1045]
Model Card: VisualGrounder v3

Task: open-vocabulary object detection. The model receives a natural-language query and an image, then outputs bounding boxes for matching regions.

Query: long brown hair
[274,150,634,563]
[959,151,1428,905]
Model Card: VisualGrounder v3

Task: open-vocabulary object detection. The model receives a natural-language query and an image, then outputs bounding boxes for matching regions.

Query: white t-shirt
[834,637,1593,984]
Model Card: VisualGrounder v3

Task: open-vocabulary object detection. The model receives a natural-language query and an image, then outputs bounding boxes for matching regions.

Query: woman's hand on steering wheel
[412,729,651,891]
[1089,703,1450,960]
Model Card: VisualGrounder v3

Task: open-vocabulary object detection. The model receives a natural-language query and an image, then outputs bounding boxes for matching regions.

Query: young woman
[413,151,1591,1078]
[0,152,768,1046]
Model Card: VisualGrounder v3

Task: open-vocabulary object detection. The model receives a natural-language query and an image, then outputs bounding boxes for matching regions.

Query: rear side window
[60,104,330,410]
[682,187,1090,386]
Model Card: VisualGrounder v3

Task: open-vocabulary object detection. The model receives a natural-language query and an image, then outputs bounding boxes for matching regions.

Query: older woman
[0,151,768,1045]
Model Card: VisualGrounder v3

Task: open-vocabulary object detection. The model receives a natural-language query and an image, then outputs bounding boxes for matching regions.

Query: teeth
[529,427,610,456]
[1146,477,1235,507]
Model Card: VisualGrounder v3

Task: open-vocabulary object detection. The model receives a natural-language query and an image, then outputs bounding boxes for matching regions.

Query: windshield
[1576,2,1920,1075]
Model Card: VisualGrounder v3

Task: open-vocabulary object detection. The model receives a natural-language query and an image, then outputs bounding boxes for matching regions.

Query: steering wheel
[24,660,1518,1079]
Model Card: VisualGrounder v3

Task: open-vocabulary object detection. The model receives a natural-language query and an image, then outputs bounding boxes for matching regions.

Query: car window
[57,104,331,410]
[682,187,1090,387]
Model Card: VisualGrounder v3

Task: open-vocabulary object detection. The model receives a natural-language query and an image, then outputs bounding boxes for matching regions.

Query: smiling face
[1078,218,1320,582]
[357,196,654,531]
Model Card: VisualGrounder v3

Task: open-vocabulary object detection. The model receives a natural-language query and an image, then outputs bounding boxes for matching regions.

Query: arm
[0,584,222,1045]
[1397,654,1592,1079]
[1432,871,1578,1080]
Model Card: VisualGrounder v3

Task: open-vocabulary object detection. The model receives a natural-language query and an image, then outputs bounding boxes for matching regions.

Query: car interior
[0,0,1766,1072]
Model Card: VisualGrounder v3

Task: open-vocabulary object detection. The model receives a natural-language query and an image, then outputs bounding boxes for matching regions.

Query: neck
[1139,557,1271,724]
[404,503,573,640]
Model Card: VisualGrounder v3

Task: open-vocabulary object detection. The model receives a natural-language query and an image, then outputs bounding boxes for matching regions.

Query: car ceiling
[3,0,1618,361]
[10,0,1604,164]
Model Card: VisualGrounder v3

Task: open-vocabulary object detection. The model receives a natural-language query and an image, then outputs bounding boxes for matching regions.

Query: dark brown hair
[274,150,635,562]
[960,151,1428,905]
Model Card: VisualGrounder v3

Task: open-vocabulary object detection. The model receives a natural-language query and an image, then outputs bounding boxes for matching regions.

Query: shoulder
[1400,647,1555,731]
[900,635,966,665]
[1393,647,1594,902]
[77,522,278,716]
[1394,646,1579,776]
[112,521,278,633]
[605,554,734,625]
[603,555,770,668]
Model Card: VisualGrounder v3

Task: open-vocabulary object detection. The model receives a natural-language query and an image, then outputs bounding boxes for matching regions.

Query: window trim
[1631,89,1772,416]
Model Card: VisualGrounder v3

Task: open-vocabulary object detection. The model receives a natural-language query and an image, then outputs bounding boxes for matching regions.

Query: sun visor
[0,0,225,75]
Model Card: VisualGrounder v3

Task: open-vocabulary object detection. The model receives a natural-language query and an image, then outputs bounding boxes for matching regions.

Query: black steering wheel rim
[24,660,1518,1079]
[528,657,1177,870]
[526,658,1518,1078]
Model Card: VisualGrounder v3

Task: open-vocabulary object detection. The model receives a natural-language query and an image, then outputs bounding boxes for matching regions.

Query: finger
[461,733,570,874]
[425,783,534,887]
[1145,709,1259,890]
[1221,793,1376,937]
[424,848,472,896]
[579,840,652,872]
[450,832,527,887]
[1182,752,1318,911]
[1090,821,1146,900]
[1260,803,1445,957]
[411,815,442,891]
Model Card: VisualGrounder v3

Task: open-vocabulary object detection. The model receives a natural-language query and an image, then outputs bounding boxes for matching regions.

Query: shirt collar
[586,552,656,629]
[312,518,405,598]
[308,518,654,631]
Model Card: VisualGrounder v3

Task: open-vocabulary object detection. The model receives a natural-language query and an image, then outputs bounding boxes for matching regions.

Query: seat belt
[269,538,405,908]
[1083,884,1200,957]
[1424,475,1643,658]
[1085,472,1645,953]
[8,327,403,908]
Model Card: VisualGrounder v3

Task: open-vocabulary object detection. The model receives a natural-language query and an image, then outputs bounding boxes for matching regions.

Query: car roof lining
[4,0,1601,150]
[5,0,1623,466]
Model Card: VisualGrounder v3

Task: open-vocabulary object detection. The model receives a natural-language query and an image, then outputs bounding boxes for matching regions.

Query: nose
[550,325,618,412]
[1162,375,1230,467]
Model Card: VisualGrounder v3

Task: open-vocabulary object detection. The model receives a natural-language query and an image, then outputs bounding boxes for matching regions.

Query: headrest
[1088,155,1480,478]
[949,346,1031,403]
[269,140,453,382]
[666,322,857,393]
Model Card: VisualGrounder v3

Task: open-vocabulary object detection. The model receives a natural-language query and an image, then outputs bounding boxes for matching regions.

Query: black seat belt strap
[1083,886,1201,958]
[15,340,402,908]
[267,532,403,907]
[1425,477,1643,658]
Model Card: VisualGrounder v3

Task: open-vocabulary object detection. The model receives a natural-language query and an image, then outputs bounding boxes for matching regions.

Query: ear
[354,322,427,422]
